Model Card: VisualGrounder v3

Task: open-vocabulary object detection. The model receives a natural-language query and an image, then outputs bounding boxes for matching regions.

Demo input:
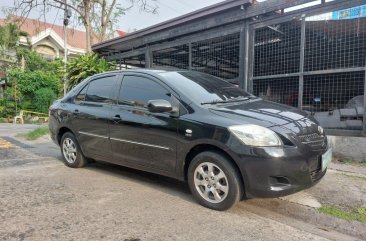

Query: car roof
[91,68,189,78]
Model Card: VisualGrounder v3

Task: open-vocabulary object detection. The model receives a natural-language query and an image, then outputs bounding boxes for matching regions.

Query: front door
[109,74,177,172]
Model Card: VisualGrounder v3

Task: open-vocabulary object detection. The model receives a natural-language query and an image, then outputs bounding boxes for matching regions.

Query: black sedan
[49,70,331,210]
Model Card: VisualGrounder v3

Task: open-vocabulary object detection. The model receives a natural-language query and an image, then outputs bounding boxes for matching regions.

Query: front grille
[298,133,326,150]
[298,133,321,142]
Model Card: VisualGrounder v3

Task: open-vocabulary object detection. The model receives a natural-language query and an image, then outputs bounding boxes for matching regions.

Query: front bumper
[233,145,329,198]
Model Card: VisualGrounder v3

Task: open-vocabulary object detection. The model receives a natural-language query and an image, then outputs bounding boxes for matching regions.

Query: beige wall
[33,38,81,60]
[32,38,60,61]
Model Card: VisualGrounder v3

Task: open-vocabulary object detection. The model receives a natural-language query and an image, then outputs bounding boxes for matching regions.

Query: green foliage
[34,88,56,113]
[0,97,28,118]
[16,48,63,74]
[0,96,16,117]
[0,23,27,51]
[0,84,22,117]
[66,53,114,90]
[0,87,36,118]
[0,24,63,118]
[7,68,58,98]
[1,67,58,117]
[319,206,366,224]
[0,118,7,123]
[22,126,49,140]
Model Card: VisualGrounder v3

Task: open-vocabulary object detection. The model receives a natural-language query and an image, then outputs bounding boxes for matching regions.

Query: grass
[22,126,49,140]
[319,206,366,224]
[337,159,366,167]
[0,118,8,123]
[340,173,366,182]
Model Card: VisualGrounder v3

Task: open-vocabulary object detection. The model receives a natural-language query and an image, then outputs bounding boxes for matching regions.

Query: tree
[16,48,63,73]
[92,0,158,42]
[7,68,59,98]
[0,23,28,51]
[65,53,114,89]
[11,0,158,52]
[0,22,28,64]
[34,88,56,113]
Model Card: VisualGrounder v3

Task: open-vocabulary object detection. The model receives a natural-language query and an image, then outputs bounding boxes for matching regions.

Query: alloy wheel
[62,138,77,164]
[193,162,229,203]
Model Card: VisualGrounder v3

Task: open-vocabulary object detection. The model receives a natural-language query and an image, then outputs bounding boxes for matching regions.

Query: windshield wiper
[201,97,251,105]
[201,99,229,105]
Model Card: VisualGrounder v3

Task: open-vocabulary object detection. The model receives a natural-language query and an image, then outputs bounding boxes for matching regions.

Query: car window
[85,76,116,103]
[118,75,170,107]
[159,71,253,104]
[75,85,88,102]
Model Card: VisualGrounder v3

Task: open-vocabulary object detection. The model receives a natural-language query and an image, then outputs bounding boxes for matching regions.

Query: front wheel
[188,151,243,211]
[60,132,87,168]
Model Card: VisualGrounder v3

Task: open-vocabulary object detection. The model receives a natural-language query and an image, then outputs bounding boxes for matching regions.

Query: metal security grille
[303,72,365,130]
[253,77,299,107]
[119,54,146,69]
[152,45,189,69]
[192,33,240,81]
[251,7,366,131]
[305,18,366,71]
[254,20,302,77]
[96,1,366,134]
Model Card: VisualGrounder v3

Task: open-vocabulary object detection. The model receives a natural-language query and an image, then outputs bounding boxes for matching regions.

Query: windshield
[159,71,253,105]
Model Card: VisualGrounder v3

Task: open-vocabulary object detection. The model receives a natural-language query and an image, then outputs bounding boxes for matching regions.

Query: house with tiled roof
[0,17,86,60]
[0,16,127,61]
[0,16,126,97]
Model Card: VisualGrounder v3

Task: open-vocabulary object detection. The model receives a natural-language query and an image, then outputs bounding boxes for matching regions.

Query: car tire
[60,132,87,168]
[188,151,243,211]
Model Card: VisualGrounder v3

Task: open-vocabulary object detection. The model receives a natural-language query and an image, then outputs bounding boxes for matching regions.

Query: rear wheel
[60,132,87,168]
[188,151,243,211]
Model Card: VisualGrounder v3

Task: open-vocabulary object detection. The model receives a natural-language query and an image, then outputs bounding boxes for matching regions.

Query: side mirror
[147,99,173,113]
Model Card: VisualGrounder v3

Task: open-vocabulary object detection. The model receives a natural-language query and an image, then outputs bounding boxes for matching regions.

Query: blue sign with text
[332,4,366,20]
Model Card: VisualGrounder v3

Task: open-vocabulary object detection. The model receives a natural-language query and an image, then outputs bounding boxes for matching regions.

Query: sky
[0,0,224,32]
[0,0,341,33]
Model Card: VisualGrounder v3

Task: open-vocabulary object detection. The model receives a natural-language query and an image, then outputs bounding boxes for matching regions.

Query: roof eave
[92,0,252,50]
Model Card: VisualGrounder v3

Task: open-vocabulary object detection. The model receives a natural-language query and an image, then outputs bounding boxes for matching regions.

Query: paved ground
[0,124,365,241]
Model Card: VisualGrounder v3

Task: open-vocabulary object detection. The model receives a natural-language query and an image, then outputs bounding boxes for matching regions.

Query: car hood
[209,99,318,134]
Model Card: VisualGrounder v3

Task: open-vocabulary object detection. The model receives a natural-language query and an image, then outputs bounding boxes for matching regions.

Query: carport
[93,0,366,136]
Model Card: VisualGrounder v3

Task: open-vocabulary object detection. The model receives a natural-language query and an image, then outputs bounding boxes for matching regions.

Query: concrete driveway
[0,124,365,241]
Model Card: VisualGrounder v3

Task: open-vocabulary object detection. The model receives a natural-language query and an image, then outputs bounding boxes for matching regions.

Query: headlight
[228,124,282,147]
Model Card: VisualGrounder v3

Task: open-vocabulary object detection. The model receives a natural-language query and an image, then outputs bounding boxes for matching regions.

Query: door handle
[73,109,79,114]
[113,115,122,121]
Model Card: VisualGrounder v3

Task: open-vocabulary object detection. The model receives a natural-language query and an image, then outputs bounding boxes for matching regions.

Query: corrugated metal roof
[92,0,252,50]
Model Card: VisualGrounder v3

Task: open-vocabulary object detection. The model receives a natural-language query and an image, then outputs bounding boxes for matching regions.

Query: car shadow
[84,161,195,204]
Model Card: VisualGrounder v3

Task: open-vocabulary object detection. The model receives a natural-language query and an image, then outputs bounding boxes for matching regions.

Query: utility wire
[156,0,185,14]
[170,0,196,10]
[51,7,60,29]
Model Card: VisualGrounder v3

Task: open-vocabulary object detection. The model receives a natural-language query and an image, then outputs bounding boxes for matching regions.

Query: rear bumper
[48,116,59,146]
[233,145,329,198]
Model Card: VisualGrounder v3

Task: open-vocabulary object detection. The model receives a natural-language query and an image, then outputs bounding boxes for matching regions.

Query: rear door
[71,74,118,160]
[109,74,178,172]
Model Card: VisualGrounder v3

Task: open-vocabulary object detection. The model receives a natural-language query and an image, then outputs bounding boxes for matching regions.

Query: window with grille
[152,45,189,69]
[254,20,302,77]
[253,77,299,107]
[305,17,366,71]
[192,33,240,81]
[120,54,146,69]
